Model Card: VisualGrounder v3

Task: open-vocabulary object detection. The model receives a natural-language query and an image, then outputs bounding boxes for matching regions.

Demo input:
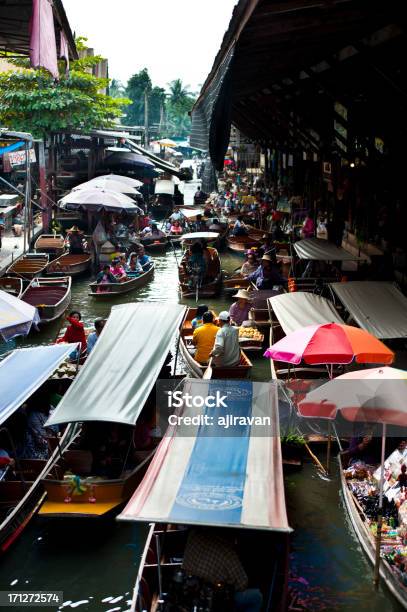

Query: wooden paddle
[203,357,213,380]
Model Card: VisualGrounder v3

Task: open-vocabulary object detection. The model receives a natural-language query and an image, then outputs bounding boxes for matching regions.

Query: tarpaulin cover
[269,292,344,336]
[294,238,361,261]
[30,0,59,79]
[119,379,291,532]
[0,344,77,425]
[330,282,407,340]
[47,302,186,426]
[0,289,40,342]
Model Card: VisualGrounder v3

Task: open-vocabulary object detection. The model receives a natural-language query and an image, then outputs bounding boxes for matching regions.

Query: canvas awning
[0,344,77,426]
[269,292,344,336]
[154,180,175,196]
[294,238,362,261]
[119,379,291,533]
[47,302,186,426]
[330,282,407,340]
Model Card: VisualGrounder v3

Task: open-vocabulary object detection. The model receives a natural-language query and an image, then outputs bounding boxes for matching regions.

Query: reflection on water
[0,249,400,610]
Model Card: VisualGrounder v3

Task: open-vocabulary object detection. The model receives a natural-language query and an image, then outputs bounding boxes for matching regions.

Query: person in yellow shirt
[192,311,219,364]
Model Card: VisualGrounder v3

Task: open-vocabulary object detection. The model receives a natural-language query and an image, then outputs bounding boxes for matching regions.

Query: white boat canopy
[47,302,186,427]
[269,292,344,336]
[0,344,77,426]
[330,281,407,339]
[119,379,291,533]
[181,232,219,241]
[180,208,205,220]
[294,238,362,261]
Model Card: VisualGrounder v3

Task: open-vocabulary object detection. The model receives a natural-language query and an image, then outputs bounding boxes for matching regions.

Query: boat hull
[47,253,91,277]
[7,254,49,279]
[179,308,252,379]
[141,238,168,253]
[0,277,23,298]
[21,276,72,324]
[227,235,261,256]
[89,264,154,297]
[339,454,407,609]
[34,234,65,257]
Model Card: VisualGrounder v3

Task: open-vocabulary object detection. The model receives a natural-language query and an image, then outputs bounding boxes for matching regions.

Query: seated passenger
[170,220,183,235]
[191,304,209,330]
[137,246,152,271]
[110,258,127,281]
[233,216,248,236]
[150,223,166,239]
[229,290,252,326]
[192,311,219,365]
[183,529,262,612]
[86,318,106,355]
[211,311,240,367]
[96,264,118,284]
[126,253,143,276]
[240,251,258,277]
[187,242,207,283]
[20,402,58,460]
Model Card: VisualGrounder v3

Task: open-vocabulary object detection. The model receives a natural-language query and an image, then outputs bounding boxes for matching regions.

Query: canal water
[0,249,401,611]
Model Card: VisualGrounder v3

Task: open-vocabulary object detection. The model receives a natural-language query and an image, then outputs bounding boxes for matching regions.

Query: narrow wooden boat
[223,275,252,295]
[34,234,65,257]
[7,253,49,279]
[119,379,290,612]
[140,236,168,253]
[226,234,261,255]
[37,302,185,520]
[0,345,78,554]
[178,250,222,298]
[339,454,407,609]
[179,308,252,379]
[88,263,155,298]
[0,277,23,298]
[47,253,91,277]
[21,277,72,324]
[131,523,288,612]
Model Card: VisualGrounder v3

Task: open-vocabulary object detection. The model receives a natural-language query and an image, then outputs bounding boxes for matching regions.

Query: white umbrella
[58,188,143,214]
[0,290,40,342]
[96,174,143,188]
[72,178,141,196]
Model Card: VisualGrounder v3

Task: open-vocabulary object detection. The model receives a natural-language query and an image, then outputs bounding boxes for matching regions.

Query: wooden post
[326,420,332,474]
[38,140,51,231]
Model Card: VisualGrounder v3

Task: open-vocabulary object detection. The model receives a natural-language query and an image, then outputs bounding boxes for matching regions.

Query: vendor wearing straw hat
[246,253,287,290]
[229,289,252,326]
[67,225,84,254]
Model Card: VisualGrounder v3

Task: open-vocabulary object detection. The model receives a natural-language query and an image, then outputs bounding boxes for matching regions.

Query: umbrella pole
[326,420,332,474]
[374,423,386,589]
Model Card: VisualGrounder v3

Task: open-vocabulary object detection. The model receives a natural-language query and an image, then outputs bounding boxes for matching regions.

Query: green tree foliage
[124,70,195,136]
[109,78,126,98]
[166,79,195,137]
[0,38,129,137]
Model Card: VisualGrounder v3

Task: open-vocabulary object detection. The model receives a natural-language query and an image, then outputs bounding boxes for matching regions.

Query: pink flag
[30,0,59,79]
[60,30,70,75]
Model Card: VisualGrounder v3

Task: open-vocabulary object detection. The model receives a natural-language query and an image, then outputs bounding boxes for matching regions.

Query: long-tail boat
[47,253,92,277]
[38,303,185,519]
[21,277,72,324]
[34,234,65,257]
[88,263,155,298]
[7,253,49,280]
[118,378,291,612]
[179,307,252,379]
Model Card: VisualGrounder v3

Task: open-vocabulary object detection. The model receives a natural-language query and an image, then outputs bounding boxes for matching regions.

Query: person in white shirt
[211,311,240,367]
